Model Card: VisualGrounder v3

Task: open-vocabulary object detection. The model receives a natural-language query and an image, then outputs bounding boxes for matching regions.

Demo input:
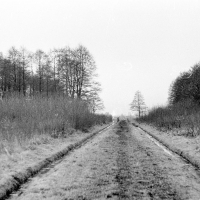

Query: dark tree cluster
[0,45,104,112]
[169,63,200,105]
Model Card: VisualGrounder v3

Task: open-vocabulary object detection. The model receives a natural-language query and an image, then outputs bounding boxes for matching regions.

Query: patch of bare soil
[7,121,200,199]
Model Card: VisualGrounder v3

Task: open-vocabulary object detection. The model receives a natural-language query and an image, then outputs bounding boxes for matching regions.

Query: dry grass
[138,100,200,137]
[0,124,109,199]
[136,122,200,170]
[0,96,112,155]
[0,124,106,180]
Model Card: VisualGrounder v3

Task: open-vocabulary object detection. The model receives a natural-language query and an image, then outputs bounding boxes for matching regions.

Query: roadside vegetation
[137,63,200,137]
[0,45,112,155]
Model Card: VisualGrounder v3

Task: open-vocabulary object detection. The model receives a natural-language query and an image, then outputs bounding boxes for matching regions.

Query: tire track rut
[114,121,179,199]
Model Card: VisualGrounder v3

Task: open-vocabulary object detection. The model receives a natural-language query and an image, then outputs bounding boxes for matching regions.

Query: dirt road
[8,121,200,199]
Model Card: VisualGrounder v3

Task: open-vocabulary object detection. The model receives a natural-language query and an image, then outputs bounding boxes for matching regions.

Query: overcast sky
[0,0,200,115]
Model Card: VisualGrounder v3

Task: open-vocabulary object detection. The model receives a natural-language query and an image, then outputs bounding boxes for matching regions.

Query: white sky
[0,0,200,115]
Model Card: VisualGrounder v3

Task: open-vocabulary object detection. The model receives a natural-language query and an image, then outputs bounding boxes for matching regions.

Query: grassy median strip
[0,124,111,200]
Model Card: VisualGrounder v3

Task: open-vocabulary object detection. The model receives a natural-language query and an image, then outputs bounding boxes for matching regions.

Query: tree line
[0,45,104,112]
[169,63,200,105]
[135,62,200,135]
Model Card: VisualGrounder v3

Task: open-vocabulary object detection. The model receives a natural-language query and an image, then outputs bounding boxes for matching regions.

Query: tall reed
[138,100,200,137]
[0,96,112,154]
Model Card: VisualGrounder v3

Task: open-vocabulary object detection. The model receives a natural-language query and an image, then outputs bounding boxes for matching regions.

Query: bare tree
[130,91,147,117]
[28,53,35,96]
[43,54,52,97]
[8,47,19,92]
[49,49,60,93]
[73,45,97,99]
[18,47,31,96]
[34,50,45,94]
[85,82,104,113]
[57,47,73,97]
